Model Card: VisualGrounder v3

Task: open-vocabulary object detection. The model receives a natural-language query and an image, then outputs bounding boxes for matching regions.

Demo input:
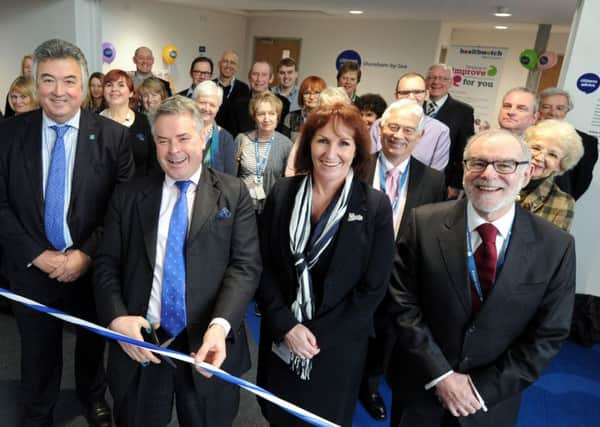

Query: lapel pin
[89,134,96,141]
[348,213,363,222]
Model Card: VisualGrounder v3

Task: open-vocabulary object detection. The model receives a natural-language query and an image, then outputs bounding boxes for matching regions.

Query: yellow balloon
[162,44,178,64]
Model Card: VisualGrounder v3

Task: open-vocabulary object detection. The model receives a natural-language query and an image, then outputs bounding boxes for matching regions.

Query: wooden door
[253,37,302,85]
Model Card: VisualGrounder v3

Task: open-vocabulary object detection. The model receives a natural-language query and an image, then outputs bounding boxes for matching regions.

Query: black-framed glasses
[463,158,529,174]
[395,89,426,97]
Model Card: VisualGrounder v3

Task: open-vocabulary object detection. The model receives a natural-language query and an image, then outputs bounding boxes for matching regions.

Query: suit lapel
[438,199,471,315]
[188,168,220,243]
[319,178,368,310]
[479,207,535,315]
[137,175,164,269]
[68,110,98,228]
[21,112,44,220]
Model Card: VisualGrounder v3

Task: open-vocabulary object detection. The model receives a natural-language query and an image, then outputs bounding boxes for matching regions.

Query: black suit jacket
[93,168,261,422]
[554,129,598,200]
[367,155,447,240]
[433,95,474,189]
[387,199,575,426]
[0,109,134,295]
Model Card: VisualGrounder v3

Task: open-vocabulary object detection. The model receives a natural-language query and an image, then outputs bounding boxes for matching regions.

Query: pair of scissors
[143,317,177,368]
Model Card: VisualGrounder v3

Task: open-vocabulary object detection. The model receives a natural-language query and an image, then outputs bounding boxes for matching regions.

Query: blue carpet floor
[245,305,600,427]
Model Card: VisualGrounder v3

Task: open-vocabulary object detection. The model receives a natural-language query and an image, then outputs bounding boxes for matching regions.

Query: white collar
[467,201,515,239]
[164,166,202,189]
[42,109,81,130]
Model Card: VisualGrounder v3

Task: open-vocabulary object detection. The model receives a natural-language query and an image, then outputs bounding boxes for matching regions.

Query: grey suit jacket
[387,199,576,426]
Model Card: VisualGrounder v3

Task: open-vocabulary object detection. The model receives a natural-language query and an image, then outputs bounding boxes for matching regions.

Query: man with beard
[387,130,575,427]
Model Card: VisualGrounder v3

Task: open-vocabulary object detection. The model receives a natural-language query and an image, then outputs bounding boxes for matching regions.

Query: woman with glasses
[519,119,583,231]
[283,76,327,142]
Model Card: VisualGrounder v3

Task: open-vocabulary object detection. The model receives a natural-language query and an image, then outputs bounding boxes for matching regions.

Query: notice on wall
[445,45,508,131]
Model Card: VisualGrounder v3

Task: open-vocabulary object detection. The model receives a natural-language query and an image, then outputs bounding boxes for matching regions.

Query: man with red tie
[386,129,576,427]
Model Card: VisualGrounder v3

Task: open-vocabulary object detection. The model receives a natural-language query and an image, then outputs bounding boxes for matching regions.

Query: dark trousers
[11,277,106,427]
[391,390,461,427]
[114,332,208,427]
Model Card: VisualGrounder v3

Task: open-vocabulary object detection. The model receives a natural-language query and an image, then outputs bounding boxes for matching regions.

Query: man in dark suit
[537,87,599,200]
[213,50,250,129]
[94,95,261,427]
[425,64,475,198]
[0,39,134,427]
[360,99,446,420]
[177,56,214,98]
[387,129,575,427]
[223,61,290,138]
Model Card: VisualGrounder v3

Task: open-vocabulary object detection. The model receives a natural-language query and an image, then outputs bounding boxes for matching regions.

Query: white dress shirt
[146,166,231,335]
[372,154,410,237]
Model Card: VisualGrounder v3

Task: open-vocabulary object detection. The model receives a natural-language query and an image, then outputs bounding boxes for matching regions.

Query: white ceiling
[157,0,579,26]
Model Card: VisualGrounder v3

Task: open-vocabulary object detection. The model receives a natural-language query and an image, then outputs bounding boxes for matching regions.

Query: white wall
[449,28,569,126]
[0,0,78,107]
[246,16,442,105]
[100,0,249,94]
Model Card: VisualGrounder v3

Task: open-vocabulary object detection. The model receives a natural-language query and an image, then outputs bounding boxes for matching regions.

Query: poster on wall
[445,45,508,131]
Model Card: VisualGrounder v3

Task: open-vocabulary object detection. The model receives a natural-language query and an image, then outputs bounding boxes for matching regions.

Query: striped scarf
[288,169,354,380]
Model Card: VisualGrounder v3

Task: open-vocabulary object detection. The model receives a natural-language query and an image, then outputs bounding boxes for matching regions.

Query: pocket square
[348,212,363,222]
[216,207,232,220]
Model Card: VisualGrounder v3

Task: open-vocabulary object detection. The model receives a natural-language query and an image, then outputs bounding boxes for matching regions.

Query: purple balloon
[101,42,116,64]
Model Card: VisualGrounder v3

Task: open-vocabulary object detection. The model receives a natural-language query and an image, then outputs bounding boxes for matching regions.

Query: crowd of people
[0,38,595,427]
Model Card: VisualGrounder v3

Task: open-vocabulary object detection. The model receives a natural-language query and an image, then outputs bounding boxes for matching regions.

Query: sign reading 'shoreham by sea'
[446,45,508,131]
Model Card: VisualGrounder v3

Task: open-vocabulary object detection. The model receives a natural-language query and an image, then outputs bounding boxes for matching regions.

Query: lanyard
[465,213,512,302]
[204,122,220,166]
[254,132,274,178]
[378,154,410,211]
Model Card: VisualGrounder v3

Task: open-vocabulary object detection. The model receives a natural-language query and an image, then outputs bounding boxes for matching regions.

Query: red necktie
[471,223,498,313]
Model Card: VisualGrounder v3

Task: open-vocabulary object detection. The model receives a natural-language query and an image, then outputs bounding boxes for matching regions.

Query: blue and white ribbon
[0,287,339,427]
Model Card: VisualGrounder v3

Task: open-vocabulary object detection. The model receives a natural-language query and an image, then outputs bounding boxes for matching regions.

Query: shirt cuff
[468,374,488,412]
[209,317,231,336]
[424,370,454,390]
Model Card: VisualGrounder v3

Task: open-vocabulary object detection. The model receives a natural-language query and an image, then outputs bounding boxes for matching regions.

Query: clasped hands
[285,324,320,360]
[32,249,91,282]
[109,316,227,379]
[435,372,482,417]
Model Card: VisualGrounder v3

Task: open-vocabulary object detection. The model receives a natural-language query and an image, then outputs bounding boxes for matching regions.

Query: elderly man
[178,56,214,98]
[360,99,446,420]
[425,64,475,198]
[0,39,134,427]
[387,129,575,427]
[271,57,300,112]
[497,87,538,138]
[537,87,599,200]
[94,96,261,426]
[224,61,290,137]
[130,46,172,96]
[371,73,451,172]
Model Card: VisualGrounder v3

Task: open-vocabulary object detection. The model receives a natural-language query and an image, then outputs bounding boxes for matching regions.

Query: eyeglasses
[396,89,426,97]
[463,158,529,174]
[426,76,450,82]
[384,123,418,137]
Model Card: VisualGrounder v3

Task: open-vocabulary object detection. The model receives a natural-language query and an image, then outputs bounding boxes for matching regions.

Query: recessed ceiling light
[495,25,509,30]
[349,10,363,15]
[493,7,512,17]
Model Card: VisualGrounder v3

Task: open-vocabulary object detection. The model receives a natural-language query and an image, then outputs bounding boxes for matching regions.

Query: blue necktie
[45,125,69,251]
[161,180,193,337]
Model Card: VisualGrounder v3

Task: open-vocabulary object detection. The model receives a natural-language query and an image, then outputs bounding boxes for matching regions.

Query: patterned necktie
[425,100,437,116]
[45,125,70,251]
[385,168,401,204]
[472,223,498,313]
[161,180,193,337]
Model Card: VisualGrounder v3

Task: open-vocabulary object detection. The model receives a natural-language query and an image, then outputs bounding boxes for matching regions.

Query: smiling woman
[519,119,584,231]
[100,69,159,176]
[256,103,394,427]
